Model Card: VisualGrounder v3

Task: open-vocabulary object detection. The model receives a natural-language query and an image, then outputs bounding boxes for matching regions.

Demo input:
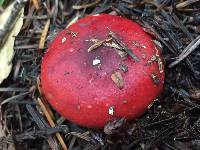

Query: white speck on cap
[87,105,92,109]
[62,37,66,43]
[93,58,101,66]
[108,106,114,115]
[93,14,100,16]
[77,104,81,110]
[69,48,74,52]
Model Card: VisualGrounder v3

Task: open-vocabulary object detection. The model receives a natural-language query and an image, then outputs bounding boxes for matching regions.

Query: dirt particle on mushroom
[66,29,78,37]
[64,71,70,76]
[146,48,164,74]
[153,40,163,49]
[119,64,128,73]
[111,71,124,89]
[141,53,147,59]
[132,41,146,49]
[157,57,164,73]
[108,106,114,115]
[150,73,160,85]
[147,55,157,65]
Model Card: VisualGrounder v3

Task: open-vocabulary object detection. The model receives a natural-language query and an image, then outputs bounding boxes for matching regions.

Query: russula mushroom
[41,14,164,128]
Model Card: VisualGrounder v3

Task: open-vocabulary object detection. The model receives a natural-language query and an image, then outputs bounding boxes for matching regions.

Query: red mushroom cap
[41,14,164,128]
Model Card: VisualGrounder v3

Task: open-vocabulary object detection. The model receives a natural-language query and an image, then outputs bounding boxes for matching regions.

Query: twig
[142,20,176,55]
[144,123,181,150]
[52,0,58,25]
[70,131,91,141]
[72,0,101,10]
[37,98,68,150]
[23,15,51,19]
[1,92,30,105]
[39,19,50,49]
[169,36,200,68]
[14,44,39,50]
[176,0,200,9]
[0,87,27,92]
[68,136,76,150]
[170,87,200,109]
[66,12,80,28]
[172,14,193,41]
[108,31,140,62]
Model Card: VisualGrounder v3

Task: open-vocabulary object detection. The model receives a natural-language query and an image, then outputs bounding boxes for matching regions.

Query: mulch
[1,0,200,150]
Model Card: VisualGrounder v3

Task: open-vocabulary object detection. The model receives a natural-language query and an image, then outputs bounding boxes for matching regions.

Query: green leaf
[0,0,5,5]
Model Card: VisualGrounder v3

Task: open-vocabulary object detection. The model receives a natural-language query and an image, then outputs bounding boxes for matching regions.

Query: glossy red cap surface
[41,14,164,128]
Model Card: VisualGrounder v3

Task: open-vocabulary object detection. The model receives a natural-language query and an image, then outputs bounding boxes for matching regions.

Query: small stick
[39,19,50,49]
[169,36,200,68]
[37,98,68,150]
[72,0,101,10]
[31,0,40,10]
[23,15,51,19]
[109,31,140,62]
[176,0,200,9]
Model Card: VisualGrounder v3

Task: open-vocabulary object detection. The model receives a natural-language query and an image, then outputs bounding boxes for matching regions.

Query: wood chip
[111,71,124,89]
[39,19,50,49]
